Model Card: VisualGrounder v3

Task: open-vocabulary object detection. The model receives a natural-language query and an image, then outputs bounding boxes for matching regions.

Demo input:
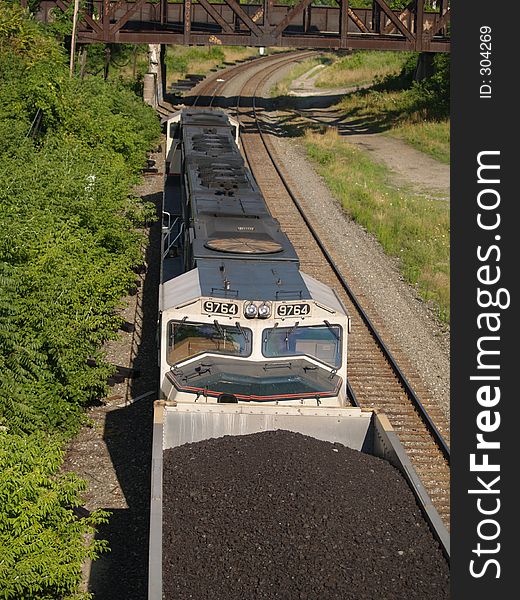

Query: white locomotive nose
[244,302,258,318]
[257,302,271,319]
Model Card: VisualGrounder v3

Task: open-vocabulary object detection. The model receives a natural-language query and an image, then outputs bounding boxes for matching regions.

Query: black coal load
[162,430,449,599]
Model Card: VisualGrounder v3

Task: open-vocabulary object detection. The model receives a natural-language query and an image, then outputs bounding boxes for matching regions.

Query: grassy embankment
[272,51,451,321]
[315,50,410,88]
[332,52,450,163]
[305,128,450,321]
[271,51,408,97]
[278,51,450,163]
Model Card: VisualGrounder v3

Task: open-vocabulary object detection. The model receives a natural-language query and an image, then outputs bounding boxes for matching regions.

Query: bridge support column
[143,73,157,108]
[79,45,88,80]
[144,44,165,108]
[160,45,166,101]
[414,51,435,81]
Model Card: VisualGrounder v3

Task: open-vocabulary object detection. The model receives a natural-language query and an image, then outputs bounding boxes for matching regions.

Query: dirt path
[340,129,449,200]
[287,66,450,201]
[289,63,372,98]
[290,63,331,95]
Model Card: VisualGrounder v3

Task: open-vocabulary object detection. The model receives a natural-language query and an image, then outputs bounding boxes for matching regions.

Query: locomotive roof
[199,259,310,301]
[161,259,310,309]
[191,215,298,262]
[181,109,239,163]
[184,154,267,218]
[180,109,233,129]
[161,260,346,315]
[189,193,270,219]
[182,129,238,159]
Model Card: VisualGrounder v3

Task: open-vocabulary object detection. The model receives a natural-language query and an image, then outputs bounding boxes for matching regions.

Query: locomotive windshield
[167,320,252,365]
[262,324,342,368]
[166,356,342,401]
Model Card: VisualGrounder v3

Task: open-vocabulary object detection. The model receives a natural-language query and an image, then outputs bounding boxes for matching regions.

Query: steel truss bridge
[34,0,450,52]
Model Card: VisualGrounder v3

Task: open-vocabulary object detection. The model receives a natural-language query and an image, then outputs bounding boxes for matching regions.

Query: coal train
[148,109,449,599]
[159,108,351,406]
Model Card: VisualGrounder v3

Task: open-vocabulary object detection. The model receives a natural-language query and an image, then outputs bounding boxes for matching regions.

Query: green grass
[315,51,411,88]
[303,128,450,321]
[270,51,409,96]
[390,120,450,164]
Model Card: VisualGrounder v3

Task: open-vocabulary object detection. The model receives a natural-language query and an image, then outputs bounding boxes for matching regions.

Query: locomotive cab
[159,265,350,407]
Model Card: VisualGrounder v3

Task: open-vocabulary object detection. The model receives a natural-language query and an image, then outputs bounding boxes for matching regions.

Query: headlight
[257,302,271,319]
[244,302,258,318]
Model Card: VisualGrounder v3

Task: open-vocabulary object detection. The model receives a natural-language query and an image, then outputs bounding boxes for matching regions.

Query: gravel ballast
[162,430,449,599]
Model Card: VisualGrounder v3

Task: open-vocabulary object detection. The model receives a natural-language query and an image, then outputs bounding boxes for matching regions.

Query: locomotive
[159,108,351,406]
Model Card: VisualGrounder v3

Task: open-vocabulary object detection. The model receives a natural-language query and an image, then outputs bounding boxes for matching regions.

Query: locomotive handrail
[210,287,239,297]
[162,218,184,260]
[162,211,172,237]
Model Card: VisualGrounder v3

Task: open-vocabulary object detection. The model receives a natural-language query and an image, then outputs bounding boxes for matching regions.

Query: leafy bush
[0,2,160,436]
[0,138,148,433]
[0,432,109,600]
[378,51,450,119]
[0,4,160,597]
[0,1,64,66]
[416,52,450,115]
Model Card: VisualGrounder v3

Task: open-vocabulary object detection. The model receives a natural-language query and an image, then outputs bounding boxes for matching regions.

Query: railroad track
[187,50,317,108]
[188,53,451,528]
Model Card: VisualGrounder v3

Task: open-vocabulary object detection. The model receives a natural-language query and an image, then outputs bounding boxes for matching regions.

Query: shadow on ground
[88,191,162,600]
[167,87,407,140]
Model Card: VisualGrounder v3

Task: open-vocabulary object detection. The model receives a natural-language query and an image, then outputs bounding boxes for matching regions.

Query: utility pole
[69,0,80,77]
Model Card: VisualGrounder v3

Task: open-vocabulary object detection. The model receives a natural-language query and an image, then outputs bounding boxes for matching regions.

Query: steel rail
[188,50,316,109]
[235,61,450,463]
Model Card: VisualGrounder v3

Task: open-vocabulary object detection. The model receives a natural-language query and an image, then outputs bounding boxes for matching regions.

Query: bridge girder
[36,0,450,52]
